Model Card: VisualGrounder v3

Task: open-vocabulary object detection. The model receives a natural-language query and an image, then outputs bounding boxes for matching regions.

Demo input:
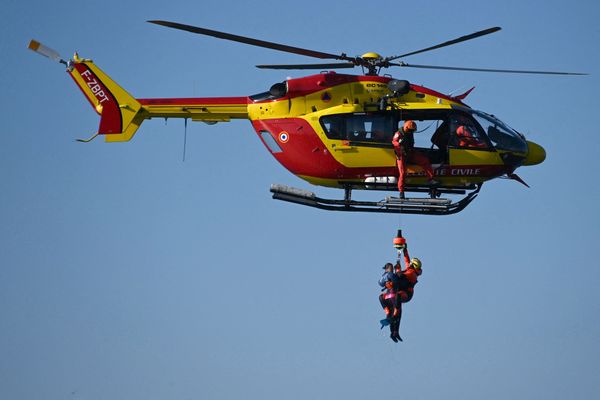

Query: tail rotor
[28,40,67,66]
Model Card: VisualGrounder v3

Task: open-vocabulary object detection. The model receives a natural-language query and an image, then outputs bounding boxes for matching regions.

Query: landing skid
[270,183,482,215]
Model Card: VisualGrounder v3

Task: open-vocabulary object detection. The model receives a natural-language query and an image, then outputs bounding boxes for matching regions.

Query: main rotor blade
[149,20,352,61]
[391,62,588,75]
[387,27,501,61]
[256,62,356,70]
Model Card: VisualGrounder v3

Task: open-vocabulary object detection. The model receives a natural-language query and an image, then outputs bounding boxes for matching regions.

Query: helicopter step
[270,183,481,215]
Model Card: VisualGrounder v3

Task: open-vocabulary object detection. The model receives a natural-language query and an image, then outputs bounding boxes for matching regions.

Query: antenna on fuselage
[182,118,188,162]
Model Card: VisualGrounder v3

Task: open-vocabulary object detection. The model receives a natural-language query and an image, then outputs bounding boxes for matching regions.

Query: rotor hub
[361,52,382,60]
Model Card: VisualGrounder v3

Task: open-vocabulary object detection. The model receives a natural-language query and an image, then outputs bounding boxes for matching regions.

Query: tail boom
[138,97,250,122]
[67,57,249,142]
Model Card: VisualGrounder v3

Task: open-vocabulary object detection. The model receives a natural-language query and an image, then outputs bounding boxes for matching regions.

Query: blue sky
[2,1,599,399]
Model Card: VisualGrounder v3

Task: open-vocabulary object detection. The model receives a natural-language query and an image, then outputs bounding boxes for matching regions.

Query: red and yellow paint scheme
[31,44,546,215]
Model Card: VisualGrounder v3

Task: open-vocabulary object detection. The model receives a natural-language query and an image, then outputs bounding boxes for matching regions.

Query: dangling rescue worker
[391,120,436,199]
[390,257,423,342]
[379,236,423,343]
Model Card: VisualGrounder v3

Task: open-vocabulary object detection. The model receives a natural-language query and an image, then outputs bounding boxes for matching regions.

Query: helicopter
[28,22,585,215]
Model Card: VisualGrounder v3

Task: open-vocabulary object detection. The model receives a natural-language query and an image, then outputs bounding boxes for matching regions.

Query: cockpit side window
[448,113,489,149]
[471,111,528,154]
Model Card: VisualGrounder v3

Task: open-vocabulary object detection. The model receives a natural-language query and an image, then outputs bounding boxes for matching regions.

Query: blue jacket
[379,271,395,288]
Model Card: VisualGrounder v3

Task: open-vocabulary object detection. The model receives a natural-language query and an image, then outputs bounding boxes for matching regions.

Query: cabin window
[320,113,395,143]
[259,130,283,153]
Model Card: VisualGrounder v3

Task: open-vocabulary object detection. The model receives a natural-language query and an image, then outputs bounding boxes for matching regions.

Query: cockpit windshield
[470,111,528,154]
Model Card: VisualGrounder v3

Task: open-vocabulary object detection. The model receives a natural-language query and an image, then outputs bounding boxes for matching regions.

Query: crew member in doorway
[392,120,437,198]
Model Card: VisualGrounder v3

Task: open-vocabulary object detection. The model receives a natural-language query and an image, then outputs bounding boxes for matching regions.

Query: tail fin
[68,55,144,142]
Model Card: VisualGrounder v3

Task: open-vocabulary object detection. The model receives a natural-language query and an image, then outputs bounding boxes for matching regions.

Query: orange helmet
[456,125,472,137]
[403,120,417,131]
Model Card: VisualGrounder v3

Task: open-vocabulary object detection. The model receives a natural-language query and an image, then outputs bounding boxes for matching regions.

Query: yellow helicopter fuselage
[67,57,545,193]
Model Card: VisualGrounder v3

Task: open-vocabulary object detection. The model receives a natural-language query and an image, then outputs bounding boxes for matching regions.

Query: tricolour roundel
[278,131,289,143]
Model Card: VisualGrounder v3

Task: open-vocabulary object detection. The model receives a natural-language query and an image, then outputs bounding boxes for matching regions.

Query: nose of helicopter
[523,140,546,166]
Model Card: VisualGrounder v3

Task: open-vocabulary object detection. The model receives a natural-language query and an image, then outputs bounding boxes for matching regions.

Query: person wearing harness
[390,257,423,342]
[391,120,437,199]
